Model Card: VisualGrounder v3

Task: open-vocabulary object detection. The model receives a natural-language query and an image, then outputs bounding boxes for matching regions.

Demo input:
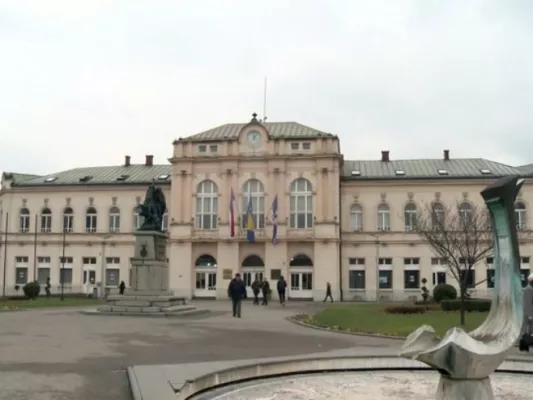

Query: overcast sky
[1,0,533,175]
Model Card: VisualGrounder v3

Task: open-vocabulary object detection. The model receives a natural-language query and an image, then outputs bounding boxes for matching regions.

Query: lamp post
[60,225,66,301]
[138,244,147,291]
[370,233,381,303]
[97,234,112,299]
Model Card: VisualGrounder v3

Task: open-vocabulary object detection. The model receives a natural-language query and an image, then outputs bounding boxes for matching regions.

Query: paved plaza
[0,301,403,400]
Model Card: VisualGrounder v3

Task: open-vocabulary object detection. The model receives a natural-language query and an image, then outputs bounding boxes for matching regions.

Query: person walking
[519,273,533,351]
[277,276,287,306]
[251,278,261,305]
[119,281,126,295]
[323,282,334,303]
[227,273,246,318]
[261,278,270,306]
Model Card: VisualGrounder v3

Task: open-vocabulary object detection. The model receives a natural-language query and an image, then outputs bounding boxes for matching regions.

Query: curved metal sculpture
[400,175,525,399]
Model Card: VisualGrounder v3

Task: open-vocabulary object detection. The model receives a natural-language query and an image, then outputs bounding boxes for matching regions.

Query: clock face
[246,131,261,148]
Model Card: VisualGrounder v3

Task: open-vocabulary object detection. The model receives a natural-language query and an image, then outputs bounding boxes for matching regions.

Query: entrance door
[289,271,313,299]
[195,270,217,297]
[432,271,446,286]
[243,270,264,298]
[83,269,96,295]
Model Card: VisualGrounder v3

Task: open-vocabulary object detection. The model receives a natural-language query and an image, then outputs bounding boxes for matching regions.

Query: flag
[246,198,255,243]
[229,188,236,237]
[271,195,278,245]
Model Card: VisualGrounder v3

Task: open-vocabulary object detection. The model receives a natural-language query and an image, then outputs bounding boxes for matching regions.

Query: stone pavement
[0,300,403,400]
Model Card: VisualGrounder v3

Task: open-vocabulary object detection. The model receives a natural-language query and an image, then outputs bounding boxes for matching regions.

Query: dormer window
[290,142,300,150]
[79,175,92,182]
[116,175,129,181]
[480,169,492,175]
[302,142,311,150]
[437,169,449,175]
[157,174,170,180]
[351,170,361,176]
[395,170,405,176]
[44,177,57,182]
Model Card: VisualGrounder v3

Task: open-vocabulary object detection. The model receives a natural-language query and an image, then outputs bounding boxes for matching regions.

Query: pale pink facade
[1,117,532,301]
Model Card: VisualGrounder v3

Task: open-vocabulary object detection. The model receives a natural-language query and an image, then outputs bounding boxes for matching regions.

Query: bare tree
[414,201,493,325]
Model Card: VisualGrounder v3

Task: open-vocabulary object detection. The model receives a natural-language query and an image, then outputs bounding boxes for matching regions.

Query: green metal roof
[517,163,533,175]
[180,121,334,142]
[5,164,172,187]
[341,158,524,180]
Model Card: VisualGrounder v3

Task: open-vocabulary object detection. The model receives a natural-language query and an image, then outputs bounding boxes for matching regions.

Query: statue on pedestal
[138,181,167,232]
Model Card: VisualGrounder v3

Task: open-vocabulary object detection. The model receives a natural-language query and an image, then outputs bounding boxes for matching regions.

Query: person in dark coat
[277,276,287,306]
[119,281,126,295]
[227,273,246,318]
[251,278,261,305]
[323,282,333,303]
[261,278,270,306]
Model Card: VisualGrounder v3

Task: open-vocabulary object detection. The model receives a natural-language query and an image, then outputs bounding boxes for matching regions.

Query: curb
[286,315,408,341]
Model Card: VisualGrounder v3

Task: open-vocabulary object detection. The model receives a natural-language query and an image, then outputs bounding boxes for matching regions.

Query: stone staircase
[82,291,209,318]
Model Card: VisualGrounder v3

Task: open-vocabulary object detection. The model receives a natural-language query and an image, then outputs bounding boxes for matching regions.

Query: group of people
[227,273,287,318]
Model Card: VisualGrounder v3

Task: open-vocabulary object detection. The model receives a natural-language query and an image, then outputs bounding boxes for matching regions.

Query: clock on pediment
[245,130,262,149]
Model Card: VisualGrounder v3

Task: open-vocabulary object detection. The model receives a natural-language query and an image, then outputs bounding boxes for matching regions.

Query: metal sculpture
[138,181,167,232]
[400,175,524,400]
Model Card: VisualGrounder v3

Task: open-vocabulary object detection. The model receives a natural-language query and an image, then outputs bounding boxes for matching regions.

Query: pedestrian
[227,273,246,318]
[251,278,261,305]
[45,277,51,297]
[277,276,287,306]
[519,273,533,351]
[119,281,126,295]
[261,278,270,306]
[323,282,333,303]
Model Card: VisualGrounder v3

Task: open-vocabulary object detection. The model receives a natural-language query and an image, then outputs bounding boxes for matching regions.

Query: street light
[369,233,381,303]
[60,225,67,301]
[97,234,112,299]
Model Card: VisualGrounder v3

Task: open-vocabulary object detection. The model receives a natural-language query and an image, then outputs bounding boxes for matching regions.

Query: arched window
[458,202,472,226]
[289,178,313,229]
[242,179,265,229]
[404,203,417,231]
[108,206,120,233]
[195,254,217,267]
[377,203,390,231]
[432,202,445,229]
[85,207,98,233]
[349,204,363,231]
[196,180,218,229]
[515,202,527,230]
[63,207,74,233]
[40,207,52,233]
[19,208,30,233]
[242,255,265,267]
[133,205,143,231]
[289,254,314,267]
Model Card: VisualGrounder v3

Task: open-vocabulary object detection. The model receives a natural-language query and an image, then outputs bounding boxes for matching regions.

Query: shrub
[433,284,457,303]
[385,305,426,314]
[441,299,491,312]
[14,285,20,293]
[22,281,41,300]
[421,278,429,302]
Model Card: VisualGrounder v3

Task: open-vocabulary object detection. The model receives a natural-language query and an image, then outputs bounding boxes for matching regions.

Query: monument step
[160,305,197,313]
[83,308,210,318]
[107,295,186,303]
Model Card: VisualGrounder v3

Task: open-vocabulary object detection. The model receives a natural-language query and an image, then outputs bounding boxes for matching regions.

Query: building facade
[1,114,532,301]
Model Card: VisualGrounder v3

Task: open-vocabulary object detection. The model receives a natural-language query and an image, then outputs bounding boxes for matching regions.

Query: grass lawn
[304,304,488,337]
[0,297,106,310]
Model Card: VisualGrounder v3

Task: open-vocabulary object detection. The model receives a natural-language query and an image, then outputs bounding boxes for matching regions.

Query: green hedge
[385,305,426,314]
[441,299,491,312]
[433,284,458,303]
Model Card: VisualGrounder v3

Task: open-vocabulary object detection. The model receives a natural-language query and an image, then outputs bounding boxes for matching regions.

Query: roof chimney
[381,151,390,162]
[443,149,450,161]
[145,155,154,166]
[124,155,131,167]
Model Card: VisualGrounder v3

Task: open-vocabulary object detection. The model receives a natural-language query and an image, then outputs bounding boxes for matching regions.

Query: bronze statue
[138,181,167,232]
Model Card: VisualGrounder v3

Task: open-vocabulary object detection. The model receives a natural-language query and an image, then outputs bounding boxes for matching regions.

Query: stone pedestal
[131,231,169,292]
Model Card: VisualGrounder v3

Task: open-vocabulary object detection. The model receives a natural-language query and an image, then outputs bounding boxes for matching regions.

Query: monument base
[436,376,494,400]
[82,291,210,318]
[130,263,168,291]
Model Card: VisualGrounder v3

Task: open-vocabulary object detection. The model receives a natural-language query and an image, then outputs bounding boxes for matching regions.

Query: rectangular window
[379,270,392,289]
[431,257,448,265]
[209,144,218,152]
[85,215,97,232]
[59,256,73,264]
[348,258,365,265]
[82,257,97,264]
[487,269,495,288]
[459,269,476,288]
[290,142,300,150]
[433,272,446,285]
[198,145,207,152]
[63,214,74,232]
[60,268,73,284]
[37,256,51,264]
[404,270,420,289]
[40,214,52,233]
[378,258,392,266]
[349,270,365,289]
[19,214,30,233]
[15,267,28,285]
[403,257,420,265]
[109,214,120,233]
[37,268,50,285]
[105,269,120,286]
[15,256,29,264]
[105,257,120,265]
[302,142,311,150]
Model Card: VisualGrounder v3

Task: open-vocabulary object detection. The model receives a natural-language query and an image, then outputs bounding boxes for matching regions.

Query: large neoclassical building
[1,114,532,301]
